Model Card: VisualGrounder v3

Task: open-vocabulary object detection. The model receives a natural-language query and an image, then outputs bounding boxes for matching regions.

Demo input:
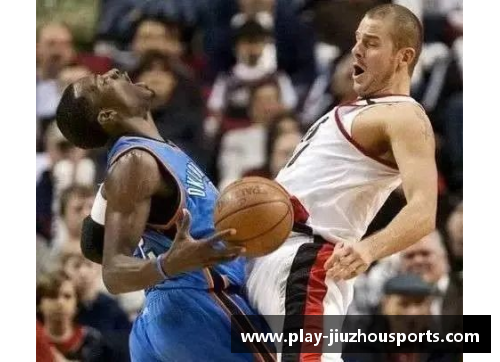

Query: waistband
[292,222,327,244]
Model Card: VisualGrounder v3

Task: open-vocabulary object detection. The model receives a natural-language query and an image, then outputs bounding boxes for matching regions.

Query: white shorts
[246,233,355,362]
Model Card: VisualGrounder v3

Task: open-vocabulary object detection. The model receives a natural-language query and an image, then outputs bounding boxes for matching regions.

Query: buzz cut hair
[366,4,423,75]
[56,83,109,149]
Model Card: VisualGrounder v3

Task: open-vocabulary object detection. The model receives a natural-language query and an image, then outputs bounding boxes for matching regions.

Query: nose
[351,41,362,59]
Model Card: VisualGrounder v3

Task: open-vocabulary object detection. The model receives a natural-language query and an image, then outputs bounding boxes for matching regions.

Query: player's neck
[363,76,411,98]
[45,320,74,341]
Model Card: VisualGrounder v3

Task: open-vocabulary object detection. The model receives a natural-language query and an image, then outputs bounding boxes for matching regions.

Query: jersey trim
[108,145,186,230]
[334,105,399,170]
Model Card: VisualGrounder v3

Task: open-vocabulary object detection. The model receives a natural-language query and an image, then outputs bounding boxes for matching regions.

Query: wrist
[156,253,171,279]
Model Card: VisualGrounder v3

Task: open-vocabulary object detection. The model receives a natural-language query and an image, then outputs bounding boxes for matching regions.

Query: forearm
[103,254,163,294]
[360,200,436,262]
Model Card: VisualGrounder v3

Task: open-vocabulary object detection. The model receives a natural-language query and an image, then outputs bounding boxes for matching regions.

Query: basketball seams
[215,199,290,225]
[233,208,291,243]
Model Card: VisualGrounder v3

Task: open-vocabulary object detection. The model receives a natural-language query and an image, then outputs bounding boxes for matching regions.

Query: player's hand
[324,242,373,281]
[161,209,245,276]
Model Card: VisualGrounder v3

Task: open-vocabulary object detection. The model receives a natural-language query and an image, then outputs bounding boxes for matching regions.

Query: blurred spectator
[62,252,132,362]
[52,185,95,255]
[245,112,303,179]
[112,15,193,78]
[343,274,446,362]
[207,18,297,135]
[37,23,76,81]
[218,80,285,188]
[204,0,316,86]
[133,52,208,168]
[301,53,357,126]
[37,273,111,361]
[400,231,462,315]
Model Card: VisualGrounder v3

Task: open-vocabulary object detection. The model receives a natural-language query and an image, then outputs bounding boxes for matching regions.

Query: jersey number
[285,116,328,168]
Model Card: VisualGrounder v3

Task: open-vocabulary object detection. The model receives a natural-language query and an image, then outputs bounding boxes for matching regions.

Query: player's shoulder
[364,101,427,122]
[106,148,163,195]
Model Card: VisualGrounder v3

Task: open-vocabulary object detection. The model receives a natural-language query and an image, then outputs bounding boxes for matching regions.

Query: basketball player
[55,69,275,361]
[246,4,438,361]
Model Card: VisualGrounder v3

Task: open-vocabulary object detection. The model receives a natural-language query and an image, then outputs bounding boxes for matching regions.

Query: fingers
[205,228,237,245]
[175,209,192,238]
[324,242,345,270]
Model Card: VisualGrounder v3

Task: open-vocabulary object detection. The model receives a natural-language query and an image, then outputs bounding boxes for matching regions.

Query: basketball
[214,177,294,257]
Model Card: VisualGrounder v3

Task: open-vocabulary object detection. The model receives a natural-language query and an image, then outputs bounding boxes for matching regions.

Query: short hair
[56,83,109,149]
[59,184,95,217]
[365,4,423,74]
[36,271,73,322]
[234,19,271,44]
[249,78,281,107]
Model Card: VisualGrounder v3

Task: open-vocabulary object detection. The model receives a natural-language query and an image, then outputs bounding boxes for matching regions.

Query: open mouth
[353,64,365,77]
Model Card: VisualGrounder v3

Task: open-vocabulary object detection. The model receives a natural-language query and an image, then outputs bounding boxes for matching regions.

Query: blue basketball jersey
[106,136,245,292]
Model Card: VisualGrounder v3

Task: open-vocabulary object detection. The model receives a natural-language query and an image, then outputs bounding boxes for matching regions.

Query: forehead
[73,75,99,98]
[137,20,167,35]
[356,16,394,40]
[40,25,72,42]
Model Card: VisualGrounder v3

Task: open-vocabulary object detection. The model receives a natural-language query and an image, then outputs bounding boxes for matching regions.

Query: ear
[399,47,416,70]
[97,109,118,130]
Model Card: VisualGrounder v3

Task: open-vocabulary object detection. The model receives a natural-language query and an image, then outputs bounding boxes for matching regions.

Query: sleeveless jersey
[277,95,421,243]
[107,136,245,292]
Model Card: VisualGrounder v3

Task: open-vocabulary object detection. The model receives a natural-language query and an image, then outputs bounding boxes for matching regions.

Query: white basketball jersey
[276,95,420,243]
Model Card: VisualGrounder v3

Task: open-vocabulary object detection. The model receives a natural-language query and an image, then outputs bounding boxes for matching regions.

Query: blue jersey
[107,136,245,292]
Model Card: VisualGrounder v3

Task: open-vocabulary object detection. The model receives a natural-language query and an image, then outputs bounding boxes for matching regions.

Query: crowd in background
[36,0,463,361]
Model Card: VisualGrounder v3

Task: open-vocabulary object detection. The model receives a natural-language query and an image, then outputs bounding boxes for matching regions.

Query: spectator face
[37,23,75,79]
[39,280,77,323]
[58,65,91,92]
[270,132,302,177]
[132,20,182,58]
[446,203,463,258]
[63,254,100,297]
[400,232,448,285]
[236,39,267,66]
[250,84,283,124]
[63,193,94,238]
[351,16,401,97]
[137,66,177,108]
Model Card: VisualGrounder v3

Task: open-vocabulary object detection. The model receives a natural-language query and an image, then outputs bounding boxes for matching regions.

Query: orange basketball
[214,177,294,257]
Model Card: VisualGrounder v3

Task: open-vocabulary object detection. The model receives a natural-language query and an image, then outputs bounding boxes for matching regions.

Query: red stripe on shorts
[300,243,334,362]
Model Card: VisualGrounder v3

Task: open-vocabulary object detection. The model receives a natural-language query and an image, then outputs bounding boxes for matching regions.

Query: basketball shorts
[130,285,276,362]
[246,233,355,362]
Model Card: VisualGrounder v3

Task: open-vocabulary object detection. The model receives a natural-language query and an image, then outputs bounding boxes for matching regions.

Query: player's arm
[326,104,437,280]
[102,149,243,294]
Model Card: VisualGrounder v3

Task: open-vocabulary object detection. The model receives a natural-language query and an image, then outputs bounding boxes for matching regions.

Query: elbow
[102,265,124,295]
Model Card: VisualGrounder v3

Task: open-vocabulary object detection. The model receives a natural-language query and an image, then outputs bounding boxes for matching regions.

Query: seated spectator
[343,274,457,362]
[112,15,192,77]
[301,53,357,126]
[52,185,95,254]
[61,252,132,361]
[37,23,111,120]
[37,22,76,81]
[133,51,207,168]
[217,80,285,188]
[37,272,111,361]
[400,231,462,315]
[245,112,303,179]
[207,18,297,135]
[205,0,316,87]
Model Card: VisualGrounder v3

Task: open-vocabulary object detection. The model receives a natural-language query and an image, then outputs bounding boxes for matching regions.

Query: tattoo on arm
[414,108,433,141]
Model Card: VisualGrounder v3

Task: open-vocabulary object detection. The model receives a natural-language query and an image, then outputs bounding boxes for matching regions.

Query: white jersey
[276,95,420,243]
